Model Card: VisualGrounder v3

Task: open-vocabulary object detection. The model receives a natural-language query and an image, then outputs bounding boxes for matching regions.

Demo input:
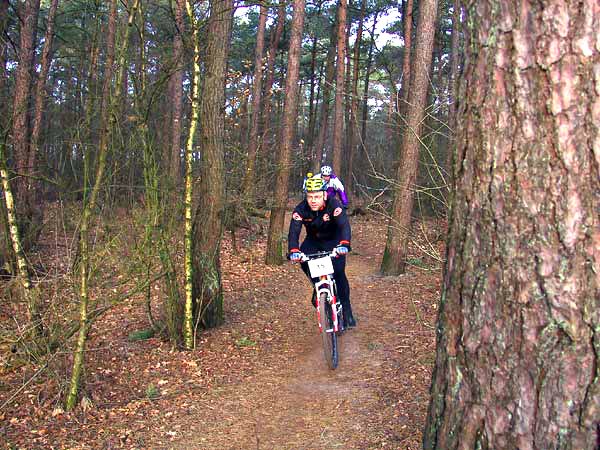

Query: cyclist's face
[306,191,326,211]
[322,175,331,182]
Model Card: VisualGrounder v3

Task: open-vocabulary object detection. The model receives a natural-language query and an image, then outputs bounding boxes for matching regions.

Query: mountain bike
[298,249,345,370]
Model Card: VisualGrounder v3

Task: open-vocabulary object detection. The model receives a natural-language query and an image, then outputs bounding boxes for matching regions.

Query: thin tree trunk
[242,0,268,202]
[170,0,185,182]
[183,0,203,350]
[305,1,323,162]
[342,0,352,177]
[0,139,41,334]
[331,0,347,174]
[380,0,438,275]
[131,5,182,346]
[449,0,461,132]
[192,0,234,331]
[29,0,60,199]
[360,12,378,153]
[265,0,306,265]
[313,16,339,171]
[66,0,138,410]
[259,0,285,160]
[398,0,413,116]
[345,0,366,195]
[424,1,599,447]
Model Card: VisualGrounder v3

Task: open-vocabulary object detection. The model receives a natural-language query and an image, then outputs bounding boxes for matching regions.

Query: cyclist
[320,165,348,209]
[288,175,356,328]
[301,172,313,192]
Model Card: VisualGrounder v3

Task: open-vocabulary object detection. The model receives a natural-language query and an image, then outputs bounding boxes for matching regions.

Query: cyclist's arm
[333,178,348,207]
[288,210,303,253]
[332,201,351,250]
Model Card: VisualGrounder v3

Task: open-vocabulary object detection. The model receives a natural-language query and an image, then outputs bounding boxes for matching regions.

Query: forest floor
[0,206,445,449]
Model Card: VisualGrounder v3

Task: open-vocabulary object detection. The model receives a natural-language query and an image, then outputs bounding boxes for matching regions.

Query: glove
[336,246,349,255]
[290,252,302,261]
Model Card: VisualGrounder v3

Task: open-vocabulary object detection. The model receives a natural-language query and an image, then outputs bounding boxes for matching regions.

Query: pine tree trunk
[10,0,41,250]
[265,0,306,265]
[305,0,323,162]
[192,0,233,331]
[242,0,268,202]
[313,16,339,171]
[424,1,600,448]
[345,0,366,195]
[380,0,437,275]
[331,0,347,174]
[259,0,285,176]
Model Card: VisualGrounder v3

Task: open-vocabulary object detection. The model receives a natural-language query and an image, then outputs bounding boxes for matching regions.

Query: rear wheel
[319,291,338,369]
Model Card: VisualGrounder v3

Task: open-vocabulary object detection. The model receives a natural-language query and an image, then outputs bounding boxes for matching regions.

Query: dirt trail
[146,217,439,449]
[0,215,439,449]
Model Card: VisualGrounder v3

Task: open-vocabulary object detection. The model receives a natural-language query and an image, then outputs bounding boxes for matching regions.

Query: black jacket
[288,197,351,252]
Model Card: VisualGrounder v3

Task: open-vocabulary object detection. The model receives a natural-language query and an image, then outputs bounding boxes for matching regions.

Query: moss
[128,328,155,341]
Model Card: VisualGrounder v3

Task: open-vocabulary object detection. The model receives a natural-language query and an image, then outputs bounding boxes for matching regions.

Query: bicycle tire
[319,291,338,369]
[333,282,344,335]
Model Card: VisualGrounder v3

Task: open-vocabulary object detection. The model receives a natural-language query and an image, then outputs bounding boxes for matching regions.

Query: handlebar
[291,249,343,262]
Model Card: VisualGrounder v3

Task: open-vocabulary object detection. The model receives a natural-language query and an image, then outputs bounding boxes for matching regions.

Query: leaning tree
[423,1,599,448]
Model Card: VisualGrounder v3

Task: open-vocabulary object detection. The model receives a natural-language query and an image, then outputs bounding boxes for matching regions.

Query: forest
[1,0,598,448]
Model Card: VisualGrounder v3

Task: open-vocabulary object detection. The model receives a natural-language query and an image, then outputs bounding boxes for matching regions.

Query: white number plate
[307,256,334,278]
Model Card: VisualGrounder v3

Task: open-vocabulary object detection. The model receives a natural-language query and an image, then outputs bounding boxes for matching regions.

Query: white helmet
[320,165,332,176]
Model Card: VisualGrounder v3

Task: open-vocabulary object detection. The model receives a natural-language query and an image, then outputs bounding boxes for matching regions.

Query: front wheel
[319,291,338,369]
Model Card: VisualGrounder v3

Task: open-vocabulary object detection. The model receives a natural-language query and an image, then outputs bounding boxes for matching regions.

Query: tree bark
[331,0,347,175]
[449,0,461,138]
[380,0,437,275]
[242,0,268,203]
[10,0,40,246]
[423,1,600,448]
[0,0,9,120]
[192,0,234,331]
[265,0,306,265]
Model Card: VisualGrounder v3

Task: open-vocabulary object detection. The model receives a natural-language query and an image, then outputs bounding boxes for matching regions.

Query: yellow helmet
[304,175,326,192]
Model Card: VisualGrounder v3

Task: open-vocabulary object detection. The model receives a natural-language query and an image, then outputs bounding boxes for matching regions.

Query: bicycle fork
[315,276,341,333]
